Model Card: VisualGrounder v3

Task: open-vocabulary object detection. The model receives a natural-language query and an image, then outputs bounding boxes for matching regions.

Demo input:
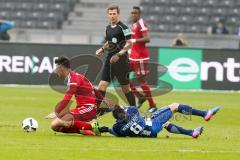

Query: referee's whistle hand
[96,48,104,56]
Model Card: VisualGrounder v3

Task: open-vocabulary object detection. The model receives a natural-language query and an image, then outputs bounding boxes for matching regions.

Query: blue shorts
[150,106,173,136]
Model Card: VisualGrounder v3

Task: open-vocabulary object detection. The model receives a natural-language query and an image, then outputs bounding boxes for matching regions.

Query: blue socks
[178,104,206,117]
[166,123,192,136]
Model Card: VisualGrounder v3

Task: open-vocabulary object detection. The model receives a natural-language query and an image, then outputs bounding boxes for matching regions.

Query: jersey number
[130,122,143,134]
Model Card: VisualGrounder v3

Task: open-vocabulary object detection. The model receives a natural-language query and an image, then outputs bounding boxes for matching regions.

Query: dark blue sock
[166,123,192,136]
[178,104,206,117]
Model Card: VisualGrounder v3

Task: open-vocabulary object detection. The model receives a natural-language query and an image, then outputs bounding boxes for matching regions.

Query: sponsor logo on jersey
[123,28,131,36]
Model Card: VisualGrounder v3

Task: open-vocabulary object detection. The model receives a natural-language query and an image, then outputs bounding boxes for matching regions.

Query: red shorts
[130,59,149,77]
[69,104,97,122]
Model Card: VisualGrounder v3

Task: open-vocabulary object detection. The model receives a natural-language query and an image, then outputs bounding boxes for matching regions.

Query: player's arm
[109,128,122,137]
[110,40,132,63]
[117,40,132,56]
[52,84,77,118]
[96,41,108,56]
[131,32,150,43]
[117,26,132,57]
[99,125,125,137]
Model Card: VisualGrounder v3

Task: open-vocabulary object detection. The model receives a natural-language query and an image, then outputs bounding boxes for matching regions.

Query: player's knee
[169,103,179,112]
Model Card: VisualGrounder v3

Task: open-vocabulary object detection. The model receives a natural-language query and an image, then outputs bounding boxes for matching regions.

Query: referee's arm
[96,41,109,56]
[110,40,132,63]
[117,40,132,56]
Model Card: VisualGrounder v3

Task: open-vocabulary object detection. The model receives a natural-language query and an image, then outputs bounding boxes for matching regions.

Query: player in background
[95,5,136,108]
[129,6,156,113]
[99,103,221,138]
[0,17,15,41]
[45,57,100,136]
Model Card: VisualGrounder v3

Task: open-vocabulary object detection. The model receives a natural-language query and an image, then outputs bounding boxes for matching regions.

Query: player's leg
[97,81,109,103]
[163,122,204,138]
[97,60,111,106]
[51,113,91,133]
[138,74,156,112]
[114,57,136,106]
[129,60,145,100]
[150,106,173,136]
[121,84,136,106]
[168,103,221,121]
[139,60,156,111]
[129,81,144,99]
[134,60,156,112]
[50,112,99,135]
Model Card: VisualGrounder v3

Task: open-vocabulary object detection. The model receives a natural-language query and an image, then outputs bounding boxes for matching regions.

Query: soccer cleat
[136,96,147,109]
[192,126,204,138]
[91,121,101,136]
[204,106,221,121]
[147,106,157,113]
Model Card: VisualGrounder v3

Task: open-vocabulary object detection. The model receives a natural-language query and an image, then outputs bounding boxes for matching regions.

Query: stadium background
[0,0,240,160]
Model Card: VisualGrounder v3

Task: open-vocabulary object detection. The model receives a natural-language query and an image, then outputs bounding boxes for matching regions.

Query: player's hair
[133,6,141,13]
[112,105,126,121]
[55,56,70,69]
[107,4,120,13]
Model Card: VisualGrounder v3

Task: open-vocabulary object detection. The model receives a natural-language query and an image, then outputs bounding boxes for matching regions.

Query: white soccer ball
[22,118,38,132]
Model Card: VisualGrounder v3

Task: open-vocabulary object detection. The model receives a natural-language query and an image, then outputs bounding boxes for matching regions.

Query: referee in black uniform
[96,5,136,106]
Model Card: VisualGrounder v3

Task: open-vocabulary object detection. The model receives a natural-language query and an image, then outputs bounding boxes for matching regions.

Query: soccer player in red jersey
[129,6,157,113]
[45,57,100,136]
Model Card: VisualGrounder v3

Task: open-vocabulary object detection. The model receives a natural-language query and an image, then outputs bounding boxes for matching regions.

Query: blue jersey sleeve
[109,128,121,137]
[127,106,139,116]
[0,20,15,32]
[110,123,126,137]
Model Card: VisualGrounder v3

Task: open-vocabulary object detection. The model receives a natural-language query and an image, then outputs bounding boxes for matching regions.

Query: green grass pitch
[0,86,240,160]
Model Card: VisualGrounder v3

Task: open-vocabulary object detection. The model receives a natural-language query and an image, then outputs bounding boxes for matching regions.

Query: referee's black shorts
[101,54,130,85]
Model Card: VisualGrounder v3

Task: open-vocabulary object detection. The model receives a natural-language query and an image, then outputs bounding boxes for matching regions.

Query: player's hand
[110,55,120,63]
[99,126,109,133]
[96,48,104,56]
[130,39,137,43]
[45,112,57,119]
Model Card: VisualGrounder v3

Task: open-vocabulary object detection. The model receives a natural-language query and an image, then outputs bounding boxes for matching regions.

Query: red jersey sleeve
[139,19,148,34]
[55,82,78,114]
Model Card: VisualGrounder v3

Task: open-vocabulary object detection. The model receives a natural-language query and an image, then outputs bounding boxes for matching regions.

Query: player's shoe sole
[192,126,204,139]
[204,106,221,121]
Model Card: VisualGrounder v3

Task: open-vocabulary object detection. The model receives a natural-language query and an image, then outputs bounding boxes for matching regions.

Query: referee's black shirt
[105,21,131,56]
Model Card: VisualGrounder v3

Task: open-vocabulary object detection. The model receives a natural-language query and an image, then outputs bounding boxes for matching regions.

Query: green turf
[0,86,240,160]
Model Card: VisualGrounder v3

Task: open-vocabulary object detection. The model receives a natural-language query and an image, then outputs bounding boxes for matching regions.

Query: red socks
[130,82,144,98]
[72,120,92,130]
[141,83,155,107]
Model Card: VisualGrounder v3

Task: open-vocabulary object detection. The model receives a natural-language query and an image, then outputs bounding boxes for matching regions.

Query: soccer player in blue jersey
[99,103,221,138]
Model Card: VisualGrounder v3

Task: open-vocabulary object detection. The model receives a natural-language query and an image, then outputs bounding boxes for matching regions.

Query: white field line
[0,84,240,94]
[2,146,240,154]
